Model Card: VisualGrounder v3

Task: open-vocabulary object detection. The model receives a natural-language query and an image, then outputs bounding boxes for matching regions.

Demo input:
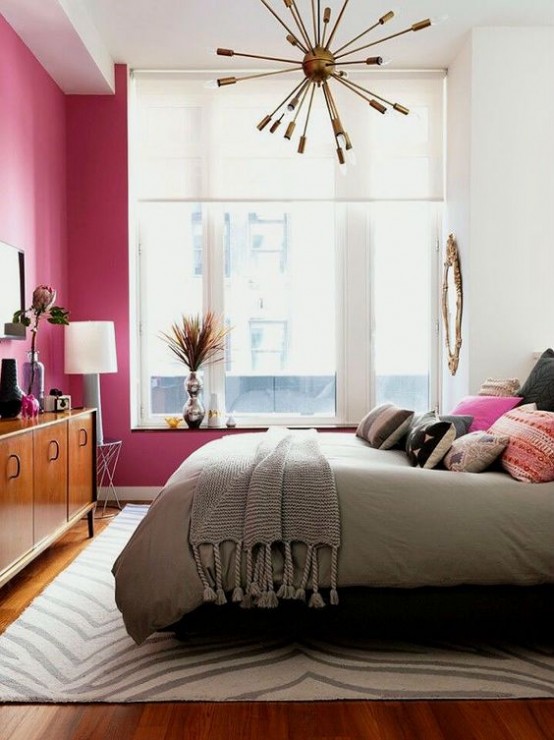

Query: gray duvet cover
[112,433,554,644]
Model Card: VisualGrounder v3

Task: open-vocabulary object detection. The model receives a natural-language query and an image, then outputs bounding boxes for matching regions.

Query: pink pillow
[450,395,522,432]
[489,408,554,482]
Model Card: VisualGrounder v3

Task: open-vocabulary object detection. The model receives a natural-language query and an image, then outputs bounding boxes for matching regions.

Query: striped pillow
[488,408,554,483]
[478,377,520,397]
[356,403,414,450]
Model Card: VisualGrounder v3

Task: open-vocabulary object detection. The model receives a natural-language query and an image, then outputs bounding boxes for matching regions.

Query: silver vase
[183,371,205,428]
[22,350,45,410]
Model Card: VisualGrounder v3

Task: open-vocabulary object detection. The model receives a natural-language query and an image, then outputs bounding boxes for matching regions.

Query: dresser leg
[87,509,95,538]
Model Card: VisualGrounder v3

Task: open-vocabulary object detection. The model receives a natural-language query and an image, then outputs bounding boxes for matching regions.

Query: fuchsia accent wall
[1,36,346,488]
[0,15,68,390]
[65,65,221,486]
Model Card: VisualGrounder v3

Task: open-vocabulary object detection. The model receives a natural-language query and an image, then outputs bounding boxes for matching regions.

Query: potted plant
[12,285,69,413]
[160,311,230,428]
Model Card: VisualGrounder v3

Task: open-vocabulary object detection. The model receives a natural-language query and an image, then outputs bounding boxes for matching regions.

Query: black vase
[0,358,24,418]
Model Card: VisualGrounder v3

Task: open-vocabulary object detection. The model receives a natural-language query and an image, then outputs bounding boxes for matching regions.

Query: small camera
[54,395,72,412]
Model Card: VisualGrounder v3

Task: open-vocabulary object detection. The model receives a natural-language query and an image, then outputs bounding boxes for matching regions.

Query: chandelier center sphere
[302,46,335,83]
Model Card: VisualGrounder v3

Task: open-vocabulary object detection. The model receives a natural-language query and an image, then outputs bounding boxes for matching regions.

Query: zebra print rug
[0,505,553,703]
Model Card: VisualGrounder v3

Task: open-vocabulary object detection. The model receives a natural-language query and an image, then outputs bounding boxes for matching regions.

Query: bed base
[169,585,554,641]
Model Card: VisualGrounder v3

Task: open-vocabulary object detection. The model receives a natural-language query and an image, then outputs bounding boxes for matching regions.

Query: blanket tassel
[295,544,313,602]
[192,545,217,603]
[330,545,339,605]
[241,548,254,608]
[258,544,278,608]
[308,546,325,609]
[213,543,227,606]
[277,541,296,599]
[232,541,244,602]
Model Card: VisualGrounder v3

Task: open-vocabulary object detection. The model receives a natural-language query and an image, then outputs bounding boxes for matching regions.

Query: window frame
[132,200,441,428]
[129,70,444,429]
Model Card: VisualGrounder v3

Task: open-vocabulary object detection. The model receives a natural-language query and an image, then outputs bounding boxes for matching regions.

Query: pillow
[406,420,456,469]
[517,349,554,411]
[478,377,520,397]
[443,431,509,473]
[356,403,414,450]
[450,395,522,432]
[416,411,473,439]
[488,408,554,483]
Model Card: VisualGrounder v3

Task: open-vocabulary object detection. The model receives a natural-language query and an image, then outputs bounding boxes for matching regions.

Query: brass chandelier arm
[263,77,312,125]
[284,79,312,140]
[322,82,347,163]
[217,49,303,65]
[321,81,338,128]
[302,83,317,137]
[331,56,383,66]
[258,0,309,53]
[217,66,304,87]
[333,21,380,55]
[331,73,409,113]
[291,79,312,122]
[333,11,394,55]
[298,82,317,153]
[284,0,313,51]
[321,7,331,47]
[311,0,319,46]
[322,79,339,120]
[324,0,351,51]
[334,19,431,60]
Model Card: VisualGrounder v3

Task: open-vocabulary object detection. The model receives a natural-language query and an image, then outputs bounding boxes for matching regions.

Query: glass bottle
[22,350,45,410]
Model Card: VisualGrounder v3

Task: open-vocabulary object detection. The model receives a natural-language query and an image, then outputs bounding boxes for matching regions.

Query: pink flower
[31,285,57,313]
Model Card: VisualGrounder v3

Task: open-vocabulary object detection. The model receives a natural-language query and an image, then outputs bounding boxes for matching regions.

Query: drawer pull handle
[8,454,21,480]
[79,428,88,447]
[48,440,60,461]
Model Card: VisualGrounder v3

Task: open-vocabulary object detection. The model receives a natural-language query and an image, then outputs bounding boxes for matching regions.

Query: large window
[131,72,444,427]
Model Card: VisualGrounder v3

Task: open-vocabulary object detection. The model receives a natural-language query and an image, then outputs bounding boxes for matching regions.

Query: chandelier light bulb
[345,146,357,166]
[215,0,434,165]
[430,15,449,26]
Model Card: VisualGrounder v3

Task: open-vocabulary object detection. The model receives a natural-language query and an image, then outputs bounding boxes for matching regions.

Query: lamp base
[83,374,104,445]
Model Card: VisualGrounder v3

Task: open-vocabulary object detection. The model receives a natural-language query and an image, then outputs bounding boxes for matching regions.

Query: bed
[112,431,554,644]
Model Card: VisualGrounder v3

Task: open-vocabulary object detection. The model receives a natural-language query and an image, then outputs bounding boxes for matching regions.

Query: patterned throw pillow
[517,349,554,411]
[488,408,554,483]
[414,411,473,439]
[443,431,509,473]
[406,420,456,469]
[450,395,522,432]
[356,403,414,450]
[478,378,520,397]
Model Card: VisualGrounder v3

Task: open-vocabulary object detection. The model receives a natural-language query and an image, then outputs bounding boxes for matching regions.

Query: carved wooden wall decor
[441,234,463,376]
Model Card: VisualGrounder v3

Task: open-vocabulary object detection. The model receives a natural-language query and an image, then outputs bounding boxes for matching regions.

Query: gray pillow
[517,349,554,411]
[403,411,473,450]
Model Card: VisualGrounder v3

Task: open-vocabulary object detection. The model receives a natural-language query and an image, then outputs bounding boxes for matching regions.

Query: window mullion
[203,203,226,408]
[342,204,372,424]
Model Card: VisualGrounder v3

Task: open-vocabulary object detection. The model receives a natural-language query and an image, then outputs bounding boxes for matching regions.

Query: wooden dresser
[0,409,97,589]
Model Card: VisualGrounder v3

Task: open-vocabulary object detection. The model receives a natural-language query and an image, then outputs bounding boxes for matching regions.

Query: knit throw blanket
[190,428,340,609]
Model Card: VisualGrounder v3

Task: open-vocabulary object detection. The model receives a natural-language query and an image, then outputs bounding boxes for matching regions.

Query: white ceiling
[1,0,553,93]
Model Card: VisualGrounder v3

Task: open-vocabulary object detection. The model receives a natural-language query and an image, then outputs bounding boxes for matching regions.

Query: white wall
[443,27,554,410]
[443,36,472,412]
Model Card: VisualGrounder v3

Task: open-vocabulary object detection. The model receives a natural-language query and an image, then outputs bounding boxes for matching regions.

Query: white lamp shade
[64,321,118,375]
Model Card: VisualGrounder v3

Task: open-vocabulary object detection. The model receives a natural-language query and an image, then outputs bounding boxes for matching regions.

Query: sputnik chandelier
[215,1,433,165]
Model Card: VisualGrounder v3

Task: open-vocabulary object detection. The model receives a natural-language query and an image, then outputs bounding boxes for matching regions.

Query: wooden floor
[1,512,553,740]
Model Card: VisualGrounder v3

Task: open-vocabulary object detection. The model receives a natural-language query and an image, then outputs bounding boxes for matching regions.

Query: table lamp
[64,321,118,445]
